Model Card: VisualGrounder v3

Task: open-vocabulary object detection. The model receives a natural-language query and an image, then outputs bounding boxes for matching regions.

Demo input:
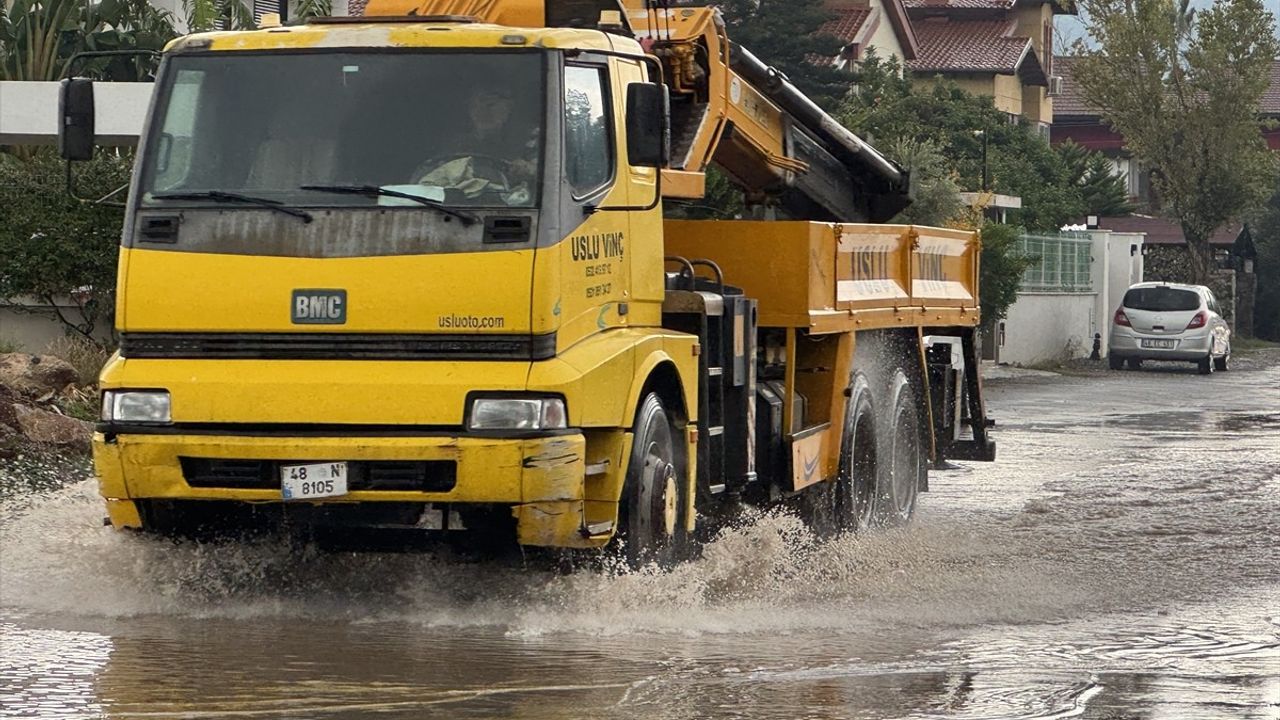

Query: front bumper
[93,429,622,548]
[1109,329,1212,362]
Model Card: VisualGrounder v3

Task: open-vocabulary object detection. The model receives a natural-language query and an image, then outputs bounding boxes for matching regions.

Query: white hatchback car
[1108,283,1231,374]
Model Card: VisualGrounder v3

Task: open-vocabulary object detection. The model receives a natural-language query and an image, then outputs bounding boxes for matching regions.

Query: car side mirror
[59,78,96,162]
[625,82,670,168]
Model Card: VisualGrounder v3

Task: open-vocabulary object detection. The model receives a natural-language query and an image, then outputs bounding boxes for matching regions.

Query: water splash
[0,480,1087,636]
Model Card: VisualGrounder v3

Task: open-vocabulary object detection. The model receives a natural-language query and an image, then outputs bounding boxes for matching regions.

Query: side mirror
[625,82,670,168]
[59,78,96,161]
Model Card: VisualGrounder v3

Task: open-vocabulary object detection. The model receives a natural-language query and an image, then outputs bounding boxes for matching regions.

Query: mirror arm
[64,160,128,208]
[584,167,662,214]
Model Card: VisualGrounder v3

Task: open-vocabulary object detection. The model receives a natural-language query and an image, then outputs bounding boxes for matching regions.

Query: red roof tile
[1261,60,1280,113]
[819,6,874,43]
[1050,55,1089,115]
[904,0,1014,8]
[907,18,1031,73]
[1055,56,1280,117]
[1092,215,1240,246]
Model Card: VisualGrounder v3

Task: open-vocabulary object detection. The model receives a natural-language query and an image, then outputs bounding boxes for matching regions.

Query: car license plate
[1141,339,1176,349]
[281,462,348,500]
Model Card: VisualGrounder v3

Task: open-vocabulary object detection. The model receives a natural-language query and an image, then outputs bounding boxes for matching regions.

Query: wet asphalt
[1,352,1277,719]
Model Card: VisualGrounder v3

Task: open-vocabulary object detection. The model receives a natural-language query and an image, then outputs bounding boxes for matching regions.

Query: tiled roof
[903,0,1075,13]
[1261,60,1280,113]
[1092,215,1240,246]
[907,18,1031,73]
[1055,56,1280,117]
[1051,55,1089,115]
[812,7,873,66]
[820,6,874,43]
[904,0,1014,8]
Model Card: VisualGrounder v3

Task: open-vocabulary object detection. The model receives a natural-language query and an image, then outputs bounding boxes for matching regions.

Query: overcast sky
[1055,0,1280,52]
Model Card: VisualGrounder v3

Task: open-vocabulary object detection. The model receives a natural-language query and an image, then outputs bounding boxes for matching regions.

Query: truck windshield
[139,51,544,208]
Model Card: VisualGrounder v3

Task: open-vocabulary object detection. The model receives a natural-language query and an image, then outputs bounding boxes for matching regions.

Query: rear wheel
[1109,355,1124,370]
[618,393,688,569]
[1198,353,1214,375]
[803,373,877,535]
[874,369,923,526]
[1214,345,1230,372]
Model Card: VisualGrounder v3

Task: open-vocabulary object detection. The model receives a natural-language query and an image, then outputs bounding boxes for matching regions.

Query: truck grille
[180,458,458,492]
[120,332,556,361]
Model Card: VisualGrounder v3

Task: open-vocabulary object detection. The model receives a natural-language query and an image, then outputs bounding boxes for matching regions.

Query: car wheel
[1108,355,1124,371]
[1126,358,1143,370]
[1198,353,1214,375]
[1214,347,1230,372]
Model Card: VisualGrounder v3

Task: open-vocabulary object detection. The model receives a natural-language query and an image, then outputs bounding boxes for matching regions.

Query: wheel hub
[660,465,678,537]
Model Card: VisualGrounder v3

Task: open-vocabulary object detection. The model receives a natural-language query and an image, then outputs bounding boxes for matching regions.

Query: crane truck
[67,0,996,566]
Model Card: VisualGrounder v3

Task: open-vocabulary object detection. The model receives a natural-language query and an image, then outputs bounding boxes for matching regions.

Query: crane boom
[363,0,911,221]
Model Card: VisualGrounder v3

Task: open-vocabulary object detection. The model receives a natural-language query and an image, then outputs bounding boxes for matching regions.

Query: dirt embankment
[0,353,98,496]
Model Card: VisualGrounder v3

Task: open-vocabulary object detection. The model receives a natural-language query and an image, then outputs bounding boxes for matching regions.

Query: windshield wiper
[152,191,313,223]
[300,184,478,226]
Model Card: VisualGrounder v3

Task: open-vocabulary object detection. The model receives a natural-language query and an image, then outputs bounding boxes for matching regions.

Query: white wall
[0,300,113,353]
[999,230,1145,365]
[865,1,904,63]
[1000,292,1097,365]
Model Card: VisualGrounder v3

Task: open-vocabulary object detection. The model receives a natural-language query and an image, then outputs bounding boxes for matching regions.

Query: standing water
[3,363,1278,719]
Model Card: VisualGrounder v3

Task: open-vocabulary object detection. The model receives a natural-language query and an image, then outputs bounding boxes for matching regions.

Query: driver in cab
[414,86,538,205]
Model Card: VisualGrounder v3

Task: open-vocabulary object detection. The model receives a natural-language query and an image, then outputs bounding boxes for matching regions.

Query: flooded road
[2,360,1278,719]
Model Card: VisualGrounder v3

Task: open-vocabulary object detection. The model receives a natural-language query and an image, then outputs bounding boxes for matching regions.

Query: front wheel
[1109,355,1124,371]
[618,393,688,569]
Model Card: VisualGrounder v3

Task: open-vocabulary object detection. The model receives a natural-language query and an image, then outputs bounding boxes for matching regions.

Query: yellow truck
[63,0,994,566]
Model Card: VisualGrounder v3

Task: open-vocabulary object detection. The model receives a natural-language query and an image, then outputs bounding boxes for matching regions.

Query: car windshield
[1123,287,1201,312]
[139,51,544,208]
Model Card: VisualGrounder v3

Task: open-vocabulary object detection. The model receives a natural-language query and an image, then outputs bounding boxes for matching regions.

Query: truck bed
[663,220,981,333]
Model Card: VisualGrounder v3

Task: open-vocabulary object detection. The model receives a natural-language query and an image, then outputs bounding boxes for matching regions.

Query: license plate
[281,462,348,500]
[1141,339,1176,349]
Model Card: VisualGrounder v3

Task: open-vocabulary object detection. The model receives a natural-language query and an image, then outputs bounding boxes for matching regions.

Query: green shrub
[0,152,131,344]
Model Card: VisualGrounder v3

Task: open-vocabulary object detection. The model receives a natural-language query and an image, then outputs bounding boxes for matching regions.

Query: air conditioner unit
[1048,76,1064,96]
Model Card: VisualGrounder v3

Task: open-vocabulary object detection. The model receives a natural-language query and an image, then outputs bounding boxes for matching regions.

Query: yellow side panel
[664,220,981,330]
[527,328,699,428]
[538,211,632,351]
[664,219,828,328]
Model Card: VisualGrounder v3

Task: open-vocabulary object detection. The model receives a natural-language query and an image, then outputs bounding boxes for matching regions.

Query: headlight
[468,397,567,431]
[101,390,171,423]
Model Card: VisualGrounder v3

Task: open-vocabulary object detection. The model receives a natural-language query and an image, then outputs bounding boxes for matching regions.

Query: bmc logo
[291,289,347,324]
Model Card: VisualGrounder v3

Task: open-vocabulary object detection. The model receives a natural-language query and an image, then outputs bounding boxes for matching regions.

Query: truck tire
[875,368,923,526]
[619,393,688,569]
[836,372,879,533]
